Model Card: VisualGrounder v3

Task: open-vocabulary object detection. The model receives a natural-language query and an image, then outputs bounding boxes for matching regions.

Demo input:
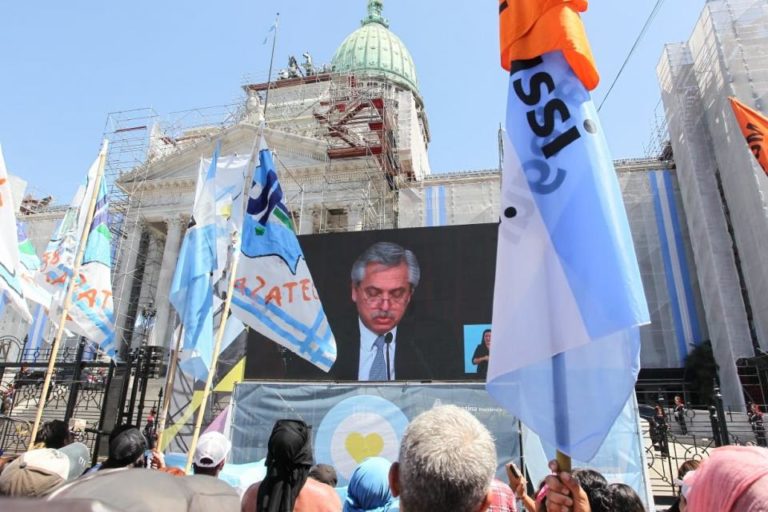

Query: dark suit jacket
[330,316,444,381]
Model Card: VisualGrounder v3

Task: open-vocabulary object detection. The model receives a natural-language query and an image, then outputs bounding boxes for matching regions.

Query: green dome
[331,0,418,93]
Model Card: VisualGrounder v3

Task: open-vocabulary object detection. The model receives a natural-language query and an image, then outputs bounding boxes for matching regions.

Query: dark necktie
[368,335,387,381]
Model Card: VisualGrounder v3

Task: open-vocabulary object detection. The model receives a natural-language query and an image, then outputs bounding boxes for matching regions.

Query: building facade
[657,0,768,408]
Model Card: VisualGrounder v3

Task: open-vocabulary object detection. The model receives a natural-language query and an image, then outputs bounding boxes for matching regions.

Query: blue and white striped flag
[169,143,219,372]
[487,51,650,461]
[231,137,336,371]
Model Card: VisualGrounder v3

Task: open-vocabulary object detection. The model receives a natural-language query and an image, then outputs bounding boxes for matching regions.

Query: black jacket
[330,317,435,381]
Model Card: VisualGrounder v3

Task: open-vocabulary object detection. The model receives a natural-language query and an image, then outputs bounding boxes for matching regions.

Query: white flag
[231,139,336,371]
[0,145,31,322]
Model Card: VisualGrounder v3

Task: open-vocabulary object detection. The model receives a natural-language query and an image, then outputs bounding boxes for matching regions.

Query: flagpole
[262,12,280,122]
[182,123,262,471]
[28,141,109,448]
[156,322,184,447]
[553,353,572,471]
[184,232,241,473]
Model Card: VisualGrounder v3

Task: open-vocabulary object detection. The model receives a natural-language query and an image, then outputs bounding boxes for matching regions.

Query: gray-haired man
[332,241,432,381]
[389,405,497,512]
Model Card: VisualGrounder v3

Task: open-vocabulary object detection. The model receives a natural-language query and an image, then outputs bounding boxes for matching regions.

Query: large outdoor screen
[244,223,498,381]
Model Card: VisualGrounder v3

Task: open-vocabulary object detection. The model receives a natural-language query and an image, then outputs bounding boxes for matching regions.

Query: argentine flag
[169,143,219,375]
[488,51,650,461]
[231,137,337,371]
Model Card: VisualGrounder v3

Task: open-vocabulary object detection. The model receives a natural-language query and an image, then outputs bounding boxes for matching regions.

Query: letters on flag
[231,139,337,371]
[487,50,649,460]
[0,145,32,322]
[728,96,768,176]
[169,144,219,372]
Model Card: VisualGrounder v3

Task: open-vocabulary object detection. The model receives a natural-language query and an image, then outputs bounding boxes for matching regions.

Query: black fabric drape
[256,419,314,512]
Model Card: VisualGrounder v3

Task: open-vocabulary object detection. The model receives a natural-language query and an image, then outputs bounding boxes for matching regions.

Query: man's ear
[475,488,493,512]
[388,462,401,497]
[351,282,358,303]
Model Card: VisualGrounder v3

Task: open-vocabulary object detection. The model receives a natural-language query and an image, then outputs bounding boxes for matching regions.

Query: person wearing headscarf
[685,445,768,511]
[344,457,397,512]
[241,419,341,512]
[257,420,314,511]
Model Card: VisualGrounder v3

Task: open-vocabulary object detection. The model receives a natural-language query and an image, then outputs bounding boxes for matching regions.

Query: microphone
[384,332,393,381]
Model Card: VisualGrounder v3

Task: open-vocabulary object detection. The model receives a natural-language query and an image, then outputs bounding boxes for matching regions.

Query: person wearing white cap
[186,431,240,511]
[192,430,231,477]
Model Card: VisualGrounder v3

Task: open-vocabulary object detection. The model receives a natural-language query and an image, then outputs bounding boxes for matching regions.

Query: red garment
[489,478,518,512]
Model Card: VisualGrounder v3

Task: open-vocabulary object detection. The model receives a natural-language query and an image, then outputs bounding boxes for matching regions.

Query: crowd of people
[1,405,767,511]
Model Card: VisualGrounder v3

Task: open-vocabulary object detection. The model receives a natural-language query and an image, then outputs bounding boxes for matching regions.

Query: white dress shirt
[357,319,397,381]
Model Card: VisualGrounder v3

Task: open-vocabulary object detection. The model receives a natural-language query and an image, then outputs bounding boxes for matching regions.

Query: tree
[684,340,719,405]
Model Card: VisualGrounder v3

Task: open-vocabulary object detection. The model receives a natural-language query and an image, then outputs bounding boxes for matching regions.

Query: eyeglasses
[360,286,411,306]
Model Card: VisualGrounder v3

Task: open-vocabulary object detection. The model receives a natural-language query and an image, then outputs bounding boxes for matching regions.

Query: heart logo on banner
[345,432,384,463]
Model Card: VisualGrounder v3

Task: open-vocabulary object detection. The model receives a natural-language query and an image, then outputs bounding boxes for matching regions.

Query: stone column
[112,219,144,353]
[152,216,185,349]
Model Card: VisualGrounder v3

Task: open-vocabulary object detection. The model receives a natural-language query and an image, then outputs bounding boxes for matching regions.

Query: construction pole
[185,233,241,473]
[29,141,109,448]
[156,323,184,449]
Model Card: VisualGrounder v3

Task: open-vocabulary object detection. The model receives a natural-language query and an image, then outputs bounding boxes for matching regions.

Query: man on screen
[332,241,433,381]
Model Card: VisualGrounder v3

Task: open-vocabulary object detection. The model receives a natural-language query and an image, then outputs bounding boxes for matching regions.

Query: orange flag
[499,0,599,90]
[729,96,768,176]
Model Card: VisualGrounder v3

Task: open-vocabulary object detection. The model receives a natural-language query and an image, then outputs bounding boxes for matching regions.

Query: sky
[0,1,706,204]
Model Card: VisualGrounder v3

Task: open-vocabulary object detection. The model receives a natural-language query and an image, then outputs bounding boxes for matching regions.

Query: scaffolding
[654,0,768,408]
[313,73,401,232]
[643,100,673,161]
[103,101,249,351]
[241,69,409,234]
[101,108,159,354]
